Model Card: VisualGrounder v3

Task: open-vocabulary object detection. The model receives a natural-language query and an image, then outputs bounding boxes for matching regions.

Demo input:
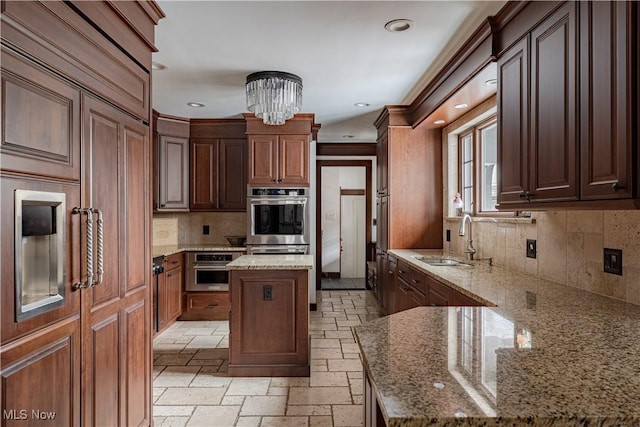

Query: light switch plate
[604,248,622,275]
[526,239,536,259]
[446,229,451,242]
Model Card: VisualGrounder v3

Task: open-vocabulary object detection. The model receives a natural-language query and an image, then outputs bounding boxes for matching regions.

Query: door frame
[316,160,372,290]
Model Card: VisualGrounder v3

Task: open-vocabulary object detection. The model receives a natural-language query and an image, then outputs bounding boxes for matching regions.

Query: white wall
[321,166,366,272]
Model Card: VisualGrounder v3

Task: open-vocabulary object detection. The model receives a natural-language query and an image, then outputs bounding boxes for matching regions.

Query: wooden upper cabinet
[376,130,389,195]
[219,138,247,210]
[497,1,639,209]
[190,139,217,210]
[154,113,190,212]
[579,1,634,200]
[158,135,189,210]
[245,114,315,187]
[529,2,578,203]
[190,119,247,211]
[248,134,279,185]
[497,36,529,206]
[279,135,309,185]
[248,134,309,186]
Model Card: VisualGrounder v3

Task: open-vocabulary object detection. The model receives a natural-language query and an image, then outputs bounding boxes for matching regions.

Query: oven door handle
[250,198,307,204]
[192,264,229,271]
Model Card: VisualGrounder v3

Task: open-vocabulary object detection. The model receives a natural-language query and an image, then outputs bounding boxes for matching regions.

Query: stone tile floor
[153,290,381,427]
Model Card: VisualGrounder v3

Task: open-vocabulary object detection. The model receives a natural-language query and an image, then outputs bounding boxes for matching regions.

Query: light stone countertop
[355,248,640,426]
[152,244,246,258]
[226,254,314,270]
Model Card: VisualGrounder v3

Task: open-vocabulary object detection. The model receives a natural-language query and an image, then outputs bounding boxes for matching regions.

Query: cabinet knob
[612,182,624,192]
[388,270,393,275]
[160,204,165,208]
[518,191,533,201]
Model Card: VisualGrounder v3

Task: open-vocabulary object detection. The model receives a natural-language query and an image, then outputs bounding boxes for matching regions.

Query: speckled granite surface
[226,254,314,270]
[356,249,640,426]
[152,244,246,258]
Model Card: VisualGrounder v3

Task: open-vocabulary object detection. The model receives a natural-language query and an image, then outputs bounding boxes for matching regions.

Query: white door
[340,195,365,278]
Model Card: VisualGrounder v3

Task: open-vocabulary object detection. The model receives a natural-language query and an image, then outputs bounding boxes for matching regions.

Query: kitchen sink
[412,256,468,266]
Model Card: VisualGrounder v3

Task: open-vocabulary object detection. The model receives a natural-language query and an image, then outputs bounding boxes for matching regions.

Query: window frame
[457,115,509,217]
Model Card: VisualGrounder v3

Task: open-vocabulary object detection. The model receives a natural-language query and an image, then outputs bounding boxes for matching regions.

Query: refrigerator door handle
[72,207,94,289]
[92,208,104,286]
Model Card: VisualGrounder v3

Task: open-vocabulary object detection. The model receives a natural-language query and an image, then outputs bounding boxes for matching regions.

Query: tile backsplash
[153,212,247,246]
[444,210,640,305]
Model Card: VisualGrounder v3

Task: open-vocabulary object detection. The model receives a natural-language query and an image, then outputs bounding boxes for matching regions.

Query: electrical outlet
[263,285,273,301]
[604,248,622,275]
[203,225,209,235]
[526,239,537,259]
[446,229,451,242]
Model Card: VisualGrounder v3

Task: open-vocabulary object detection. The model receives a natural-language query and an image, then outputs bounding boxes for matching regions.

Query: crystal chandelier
[246,71,303,125]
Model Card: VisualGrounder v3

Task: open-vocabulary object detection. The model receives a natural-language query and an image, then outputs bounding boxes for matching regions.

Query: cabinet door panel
[166,266,182,321]
[279,135,309,185]
[497,37,529,206]
[158,135,189,210]
[1,49,81,182]
[579,1,633,199]
[530,2,578,202]
[248,135,278,185]
[219,139,247,210]
[0,318,80,427]
[190,140,217,210]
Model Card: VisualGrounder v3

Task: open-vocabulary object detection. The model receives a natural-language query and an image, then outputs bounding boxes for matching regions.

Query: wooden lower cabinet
[0,317,81,426]
[180,292,230,321]
[229,270,309,377]
[394,260,482,312]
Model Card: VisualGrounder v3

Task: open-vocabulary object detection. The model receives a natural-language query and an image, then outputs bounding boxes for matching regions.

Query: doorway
[316,160,372,290]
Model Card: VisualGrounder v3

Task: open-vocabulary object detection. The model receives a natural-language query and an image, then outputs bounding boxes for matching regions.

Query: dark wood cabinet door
[378,196,388,253]
[190,139,217,210]
[579,1,634,200]
[384,256,397,315]
[427,276,451,307]
[248,134,278,185]
[529,2,578,203]
[165,266,182,322]
[158,135,189,210]
[219,138,247,210]
[497,36,530,206]
[157,269,168,332]
[279,135,309,185]
[1,49,81,182]
[81,96,151,427]
[0,318,81,427]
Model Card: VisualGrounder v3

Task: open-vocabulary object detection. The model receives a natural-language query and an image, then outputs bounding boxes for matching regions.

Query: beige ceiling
[152,1,506,143]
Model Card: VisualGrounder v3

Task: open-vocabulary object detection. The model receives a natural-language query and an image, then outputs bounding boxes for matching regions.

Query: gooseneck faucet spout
[459,212,476,261]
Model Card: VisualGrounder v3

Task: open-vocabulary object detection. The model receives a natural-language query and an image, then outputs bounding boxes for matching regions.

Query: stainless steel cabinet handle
[93,208,104,286]
[73,207,94,289]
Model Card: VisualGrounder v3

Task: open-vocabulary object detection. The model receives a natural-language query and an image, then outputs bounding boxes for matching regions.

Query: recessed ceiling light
[151,62,167,71]
[384,19,413,33]
[434,120,446,125]
[342,135,354,139]
[187,102,205,108]
[354,102,370,108]
[454,103,468,109]
[485,79,497,86]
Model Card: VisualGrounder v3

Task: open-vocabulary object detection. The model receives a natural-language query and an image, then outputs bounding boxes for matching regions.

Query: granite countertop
[152,244,246,258]
[355,249,640,426]
[226,254,314,270]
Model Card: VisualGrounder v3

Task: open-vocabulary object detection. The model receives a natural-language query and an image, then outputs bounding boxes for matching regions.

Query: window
[459,116,498,214]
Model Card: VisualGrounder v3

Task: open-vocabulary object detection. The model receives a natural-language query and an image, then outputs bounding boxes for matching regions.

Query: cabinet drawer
[187,292,230,310]
[426,276,451,306]
[165,252,183,268]
[397,261,426,294]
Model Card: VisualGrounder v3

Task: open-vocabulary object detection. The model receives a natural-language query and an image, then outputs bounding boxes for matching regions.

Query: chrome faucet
[459,212,476,261]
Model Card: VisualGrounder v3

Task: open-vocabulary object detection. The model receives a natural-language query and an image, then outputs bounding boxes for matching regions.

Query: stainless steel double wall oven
[247,187,309,254]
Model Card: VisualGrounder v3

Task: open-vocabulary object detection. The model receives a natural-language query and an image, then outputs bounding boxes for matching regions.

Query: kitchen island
[226,254,314,377]
[355,249,640,426]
